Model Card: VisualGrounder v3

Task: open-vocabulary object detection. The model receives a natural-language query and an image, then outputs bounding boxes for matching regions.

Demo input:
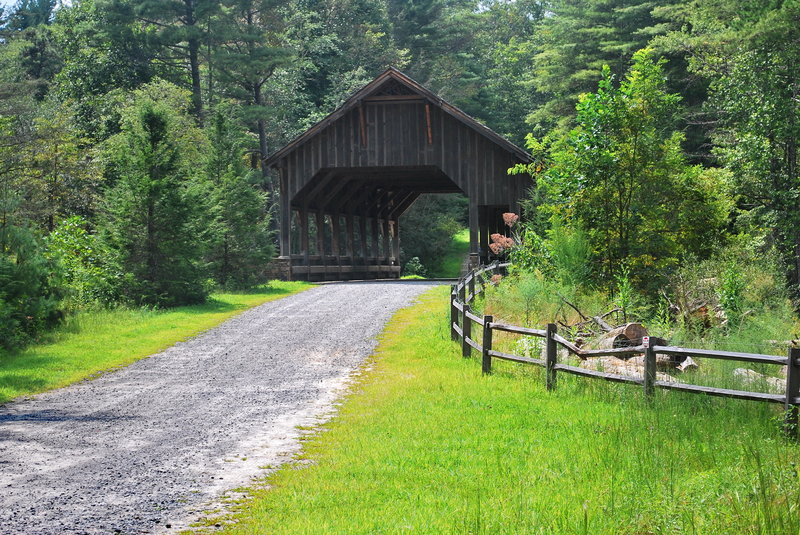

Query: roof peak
[266,68,531,166]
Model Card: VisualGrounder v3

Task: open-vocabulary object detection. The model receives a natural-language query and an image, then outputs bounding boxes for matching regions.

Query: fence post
[450,284,458,341]
[546,323,557,391]
[482,316,493,374]
[784,346,800,438]
[462,305,472,358]
[644,343,656,400]
[458,282,466,306]
[468,272,475,302]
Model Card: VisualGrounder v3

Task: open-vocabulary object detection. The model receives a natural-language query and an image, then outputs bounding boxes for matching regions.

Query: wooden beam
[425,103,433,145]
[389,192,420,219]
[359,102,367,148]
[299,170,336,211]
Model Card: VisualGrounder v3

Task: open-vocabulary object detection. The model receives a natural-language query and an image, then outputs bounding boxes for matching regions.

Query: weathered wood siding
[276,101,527,207]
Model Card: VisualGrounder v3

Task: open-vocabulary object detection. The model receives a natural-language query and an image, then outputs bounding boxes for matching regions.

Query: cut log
[592,315,614,333]
[593,323,649,351]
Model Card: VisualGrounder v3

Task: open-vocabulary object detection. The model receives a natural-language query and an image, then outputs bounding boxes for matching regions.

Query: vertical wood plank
[450,285,458,341]
[462,304,472,358]
[546,323,558,391]
[785,347,800,438]
[482,315,493,374]
[645,343,656,399]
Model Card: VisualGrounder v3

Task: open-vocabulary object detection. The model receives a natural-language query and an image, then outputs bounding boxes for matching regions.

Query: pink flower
[502,212,519,227]
[490,274,503,285]
[489,243,503,255]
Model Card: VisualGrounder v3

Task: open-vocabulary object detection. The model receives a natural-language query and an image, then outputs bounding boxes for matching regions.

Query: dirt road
[0,281,439,534]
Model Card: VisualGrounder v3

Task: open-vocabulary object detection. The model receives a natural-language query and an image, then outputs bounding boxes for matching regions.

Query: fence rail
[450,262,800,437]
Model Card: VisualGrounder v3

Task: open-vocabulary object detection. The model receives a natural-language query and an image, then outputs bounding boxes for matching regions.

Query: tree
[99,0,219,121]
[666,0,800,302]
[528,0,679,135]
[4,0,57,31]
[206,104,273,288]
[0,94,63,348]
[523,49,731,290]
[213,0,293,191]
[101,81,211,306]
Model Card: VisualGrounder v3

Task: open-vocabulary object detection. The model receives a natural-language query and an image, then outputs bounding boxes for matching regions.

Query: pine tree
[101,81,211,306]
[206,104,273,288]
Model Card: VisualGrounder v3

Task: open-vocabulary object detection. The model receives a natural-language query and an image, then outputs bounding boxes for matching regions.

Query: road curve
[0,281,440,535]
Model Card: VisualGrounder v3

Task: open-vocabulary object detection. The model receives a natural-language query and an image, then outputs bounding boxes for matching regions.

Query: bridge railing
[450,262,800,437]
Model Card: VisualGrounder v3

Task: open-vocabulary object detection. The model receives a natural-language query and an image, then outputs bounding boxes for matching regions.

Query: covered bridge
[267,68,532,281]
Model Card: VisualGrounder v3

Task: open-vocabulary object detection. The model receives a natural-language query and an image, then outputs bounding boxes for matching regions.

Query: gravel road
[0,281,439,535]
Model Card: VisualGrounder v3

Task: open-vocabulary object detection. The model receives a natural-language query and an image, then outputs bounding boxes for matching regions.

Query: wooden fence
[451,262,800,437]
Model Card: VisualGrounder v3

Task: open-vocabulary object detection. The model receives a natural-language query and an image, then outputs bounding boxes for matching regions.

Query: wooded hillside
[1,0,798,348]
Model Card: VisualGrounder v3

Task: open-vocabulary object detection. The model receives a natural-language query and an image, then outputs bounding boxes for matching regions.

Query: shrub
[45,216,118,309]
[0,222,63,349]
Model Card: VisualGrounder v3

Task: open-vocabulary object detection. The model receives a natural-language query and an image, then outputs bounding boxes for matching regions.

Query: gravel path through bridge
[0,281,440,534]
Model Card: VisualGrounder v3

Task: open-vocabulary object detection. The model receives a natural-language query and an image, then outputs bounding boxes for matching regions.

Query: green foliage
[401,256,426,278]
[0,219,62,349]
[206,104,274,289]
[399,193,467,273]
[527,0,679,134]
[528,49,732,291]
[101,81,212,307]
[44,215,117,308]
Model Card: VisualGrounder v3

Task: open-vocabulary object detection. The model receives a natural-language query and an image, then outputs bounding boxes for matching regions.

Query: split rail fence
[451,262,800,437]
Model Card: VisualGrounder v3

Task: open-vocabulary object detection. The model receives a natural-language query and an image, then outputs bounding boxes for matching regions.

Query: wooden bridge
[267,68,532,281]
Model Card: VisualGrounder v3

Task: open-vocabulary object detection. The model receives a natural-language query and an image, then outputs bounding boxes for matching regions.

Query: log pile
[557,298,698,377]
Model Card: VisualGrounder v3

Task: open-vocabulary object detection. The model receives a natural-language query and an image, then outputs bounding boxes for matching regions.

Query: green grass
[201,285,800,535]
[0,281,311,404]
[427,228,470,278]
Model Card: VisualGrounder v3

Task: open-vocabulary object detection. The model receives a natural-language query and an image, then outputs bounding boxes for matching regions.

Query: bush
[0,222,63,349]
[402,257,427,278]
[45,216,118,309]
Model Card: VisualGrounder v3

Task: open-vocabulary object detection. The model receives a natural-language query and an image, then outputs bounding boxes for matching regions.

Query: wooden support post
[644,342,656,399]
[469,200,479,269]
[300,208,309,278]
[382,218,390,264]
[371,216,380,264]
[359,215,368,265]
[784,347,800,438]
[346,213,355,261]
[546,323,558,391]
[392,219,401,264]
[450,285,458,341]
[482,315,493,374]
[279,171,290,257]
[316,210,325,272]
[331,212,341,257]
[462,304,472,358]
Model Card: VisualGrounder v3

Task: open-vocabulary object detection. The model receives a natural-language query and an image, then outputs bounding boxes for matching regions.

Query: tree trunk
[185,0,203,124]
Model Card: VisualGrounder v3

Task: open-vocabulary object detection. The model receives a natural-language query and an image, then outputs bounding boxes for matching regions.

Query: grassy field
[429,228,470,278]
[200,285,800,535]
[0,281,311,404]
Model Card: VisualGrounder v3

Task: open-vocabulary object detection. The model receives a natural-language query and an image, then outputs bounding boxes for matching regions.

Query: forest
[1,0,799,349]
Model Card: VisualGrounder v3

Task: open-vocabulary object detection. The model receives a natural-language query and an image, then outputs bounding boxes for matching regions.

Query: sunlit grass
[428,228,469,278]
[203,285,800,535]
[0,281,311,403]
